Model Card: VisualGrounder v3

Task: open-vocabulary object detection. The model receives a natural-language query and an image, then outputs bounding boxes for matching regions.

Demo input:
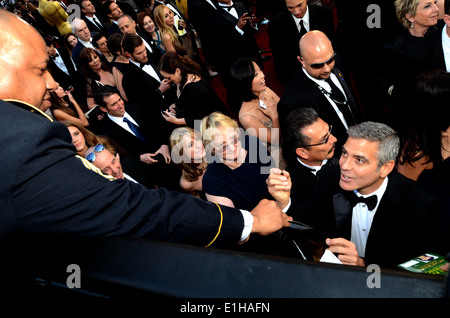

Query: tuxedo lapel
[333,192,353,238]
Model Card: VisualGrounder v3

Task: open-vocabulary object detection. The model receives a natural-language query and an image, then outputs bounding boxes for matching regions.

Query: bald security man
[278,31,363,158]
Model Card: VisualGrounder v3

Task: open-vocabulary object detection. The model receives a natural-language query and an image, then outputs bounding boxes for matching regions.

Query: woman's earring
[410,20,414,29]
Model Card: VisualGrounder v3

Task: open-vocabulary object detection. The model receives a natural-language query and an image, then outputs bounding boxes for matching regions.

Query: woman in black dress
[158,51,227,129]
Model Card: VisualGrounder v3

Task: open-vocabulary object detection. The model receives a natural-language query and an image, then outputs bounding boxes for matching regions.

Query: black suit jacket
[47,48,78,90]
[121,61,176,109]
[278,67,361,157]
[71,41,86,72]
[187,0,217,60]
[291,167,440,269]
[205,1,261,70]
[138,31,164,65]
[268,5,336,85]
[82,14,108,35]
[331,172,439,269]
[286,158,339,214]
[100,102,170,158]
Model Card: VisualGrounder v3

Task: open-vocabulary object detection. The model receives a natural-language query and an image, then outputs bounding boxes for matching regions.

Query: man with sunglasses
[278,30,362,158]
[84,144,154,187]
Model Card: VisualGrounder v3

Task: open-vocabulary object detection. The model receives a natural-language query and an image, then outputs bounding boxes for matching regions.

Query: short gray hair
[347,121,400,168]
[71,18,85,34]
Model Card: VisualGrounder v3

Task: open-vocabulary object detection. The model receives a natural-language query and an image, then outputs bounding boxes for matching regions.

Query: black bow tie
[51,53,59,60]
[222,3,235,11]
[347,192,378,211]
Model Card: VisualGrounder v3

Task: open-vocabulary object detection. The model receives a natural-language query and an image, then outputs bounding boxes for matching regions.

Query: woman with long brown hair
[49,82,89,127]
[79,47,117,109]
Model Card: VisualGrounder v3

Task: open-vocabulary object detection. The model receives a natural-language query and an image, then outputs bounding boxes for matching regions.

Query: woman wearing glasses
[230,58,285,169]
[200,112,274,211]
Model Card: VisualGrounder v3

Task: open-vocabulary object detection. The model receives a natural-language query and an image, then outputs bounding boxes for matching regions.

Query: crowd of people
[1,0,449,281]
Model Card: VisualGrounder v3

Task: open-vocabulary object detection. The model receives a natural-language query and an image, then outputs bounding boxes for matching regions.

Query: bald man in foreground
[278,31,362,157]
[0,11,291,273]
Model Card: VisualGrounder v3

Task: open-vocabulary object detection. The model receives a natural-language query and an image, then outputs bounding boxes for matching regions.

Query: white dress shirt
[52,48,70,76]
[107,112,141,136]
[350,177,389,257]
[129,59,161,83]
[297,158,328,176]
[291,5,310,33]
[441,25,450,72]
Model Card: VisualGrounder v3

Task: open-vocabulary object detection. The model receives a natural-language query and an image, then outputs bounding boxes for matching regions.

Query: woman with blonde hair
[200,112,274,211]
[382,0,442,93]
[153,4,194,59]
[170,126,207,198]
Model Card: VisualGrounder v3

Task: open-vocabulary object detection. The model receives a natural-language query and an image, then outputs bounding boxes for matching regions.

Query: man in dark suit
[121,33,176,109]
[187,0,218,64]
[276,121,440,269]
[84,143,154,188]
[118,14,163,66]
[282,107,339,211]
[44,37,83,97]
[203,0,262,105]
[278,30,362,158]
[81,0,108,35]
[70,18,95,71]
[268,0,336,85]
[95,85,179,190]
[0,10,291,288]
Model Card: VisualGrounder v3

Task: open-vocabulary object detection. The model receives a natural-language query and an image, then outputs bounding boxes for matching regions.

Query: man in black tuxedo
[275,121,441,269]
[118,14,163,66]
[282,107,339,211]
[44,37,85,106]
[81,0,108,35]
[121,33,176,110]
[95,85,179,190]
[268,0,336,85]
[278,30,362,158]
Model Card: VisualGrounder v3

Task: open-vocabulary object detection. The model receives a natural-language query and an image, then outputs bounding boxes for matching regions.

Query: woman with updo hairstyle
[382,0,443,94]
[158,51,227,129]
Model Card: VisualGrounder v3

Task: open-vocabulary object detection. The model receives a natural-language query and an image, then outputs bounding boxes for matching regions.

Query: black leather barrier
[9,236,446,300]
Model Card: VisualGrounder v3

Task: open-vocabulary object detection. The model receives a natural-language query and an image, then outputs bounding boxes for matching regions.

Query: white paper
[320,249,343,264]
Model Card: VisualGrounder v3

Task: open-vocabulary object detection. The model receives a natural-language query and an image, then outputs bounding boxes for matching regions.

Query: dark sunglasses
[302,125,333,147]
[308,53,336,69]
[86,144,105,162]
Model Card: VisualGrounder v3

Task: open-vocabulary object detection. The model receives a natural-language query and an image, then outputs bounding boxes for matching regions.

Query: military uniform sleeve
[10,120,244,248]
